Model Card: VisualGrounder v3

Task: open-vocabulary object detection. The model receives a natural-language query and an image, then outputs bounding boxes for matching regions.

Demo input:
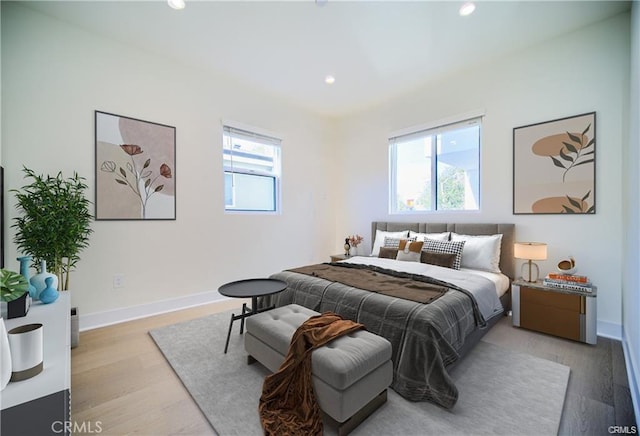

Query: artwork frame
[1,166,4,268]
[95,111,176,220]
[513,112,596,215]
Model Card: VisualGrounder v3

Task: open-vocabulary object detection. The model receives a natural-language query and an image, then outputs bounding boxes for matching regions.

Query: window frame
[389,114,483,214]
[223,123,282,214]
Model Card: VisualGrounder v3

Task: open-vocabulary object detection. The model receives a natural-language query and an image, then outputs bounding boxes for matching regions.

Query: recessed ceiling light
[459,2,475,16]
[168,0,185,10]
[325,75,335,85]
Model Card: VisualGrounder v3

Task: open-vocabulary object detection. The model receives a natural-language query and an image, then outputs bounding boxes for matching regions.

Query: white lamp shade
[514,242,547,261]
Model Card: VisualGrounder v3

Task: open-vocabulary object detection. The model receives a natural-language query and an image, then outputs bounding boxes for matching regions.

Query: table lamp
[514,242,547,282]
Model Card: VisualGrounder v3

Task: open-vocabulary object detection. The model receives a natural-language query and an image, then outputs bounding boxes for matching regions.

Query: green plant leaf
[581,190,591,201]
[0,269,28,302]
[115,179,127,185]
[550,157,566,169]
[574,158,594,167]
[583,150,595,156]
[562,205,576,213]
[584,138,595,148]
[586,205,595,213]
[144,178,151,188]
[562,141,578,153]
[566,132,582,144]
[119,167,127,178]
[143,159,151,169]
[567,195,581,209]
[559,149,574,162]
[581,124,591,136]
[154,185,164,193]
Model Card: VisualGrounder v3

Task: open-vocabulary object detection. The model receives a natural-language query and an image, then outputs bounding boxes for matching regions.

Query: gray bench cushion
[245,304,392,390]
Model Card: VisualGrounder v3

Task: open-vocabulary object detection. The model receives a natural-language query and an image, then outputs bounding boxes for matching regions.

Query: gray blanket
[262,267,486,409]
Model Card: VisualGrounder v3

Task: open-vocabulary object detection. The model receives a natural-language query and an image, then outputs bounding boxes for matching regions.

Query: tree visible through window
[223,125,281,213]
[389,117,481,213]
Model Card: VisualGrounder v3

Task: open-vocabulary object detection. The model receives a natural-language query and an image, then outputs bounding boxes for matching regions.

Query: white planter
[0,318,11,390]
[8,323,43,382]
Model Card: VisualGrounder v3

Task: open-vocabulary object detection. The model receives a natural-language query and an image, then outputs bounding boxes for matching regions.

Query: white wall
[1,3,338,324]
[623,0,640,420]
[335,13,630,333]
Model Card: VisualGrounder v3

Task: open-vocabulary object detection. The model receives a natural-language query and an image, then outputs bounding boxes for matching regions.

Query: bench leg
[334,389,387,436]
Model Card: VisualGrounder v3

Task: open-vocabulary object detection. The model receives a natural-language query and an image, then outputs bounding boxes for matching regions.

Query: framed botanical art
[95,111,176,220]
[513,112,595,214]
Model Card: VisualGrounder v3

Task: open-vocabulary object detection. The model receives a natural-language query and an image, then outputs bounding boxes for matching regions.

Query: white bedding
[339,255,507,322]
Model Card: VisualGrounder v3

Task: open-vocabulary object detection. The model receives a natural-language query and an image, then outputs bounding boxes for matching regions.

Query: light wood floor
[72,301,637,435]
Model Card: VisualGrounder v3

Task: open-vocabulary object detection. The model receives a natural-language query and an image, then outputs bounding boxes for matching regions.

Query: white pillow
[371,229,409,256]
[450,233,503,273]
[409,231,450,242]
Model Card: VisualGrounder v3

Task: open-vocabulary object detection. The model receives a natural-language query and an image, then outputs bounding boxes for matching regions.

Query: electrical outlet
[113,274,125,289]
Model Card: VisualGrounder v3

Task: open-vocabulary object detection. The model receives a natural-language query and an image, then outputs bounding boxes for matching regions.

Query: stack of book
[543,272,593,293]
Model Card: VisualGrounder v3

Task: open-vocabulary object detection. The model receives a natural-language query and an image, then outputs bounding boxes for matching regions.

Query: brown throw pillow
[421,250,457,268]
[378,247,398,259]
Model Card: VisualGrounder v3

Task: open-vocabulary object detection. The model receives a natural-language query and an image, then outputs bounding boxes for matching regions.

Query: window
[223,125,281,213]
[389,116,481,213]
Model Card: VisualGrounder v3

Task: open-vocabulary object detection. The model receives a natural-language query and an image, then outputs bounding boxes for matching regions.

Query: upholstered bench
[245,304,393,436]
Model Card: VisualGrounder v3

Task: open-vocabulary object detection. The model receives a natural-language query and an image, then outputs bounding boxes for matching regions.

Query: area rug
[149,310,570,435]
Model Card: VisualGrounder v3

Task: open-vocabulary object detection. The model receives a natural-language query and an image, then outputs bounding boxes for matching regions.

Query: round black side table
[218,278,287,353]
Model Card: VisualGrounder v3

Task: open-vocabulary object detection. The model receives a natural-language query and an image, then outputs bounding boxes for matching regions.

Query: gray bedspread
[262,265,494,409]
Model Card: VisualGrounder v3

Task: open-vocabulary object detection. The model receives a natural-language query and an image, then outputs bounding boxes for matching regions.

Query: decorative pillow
[383,236,417,250]
[420,251,457,269]
[409,231,450,242]
[421,239,466,270]
[450,233,503,273]
[378,247,398,259]
[371,230,409,256]
[396,239,424,262]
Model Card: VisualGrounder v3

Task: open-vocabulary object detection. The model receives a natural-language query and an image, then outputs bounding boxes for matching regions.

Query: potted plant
[12,167,93,290]
[0,269,30,319]
[11,167,93,346]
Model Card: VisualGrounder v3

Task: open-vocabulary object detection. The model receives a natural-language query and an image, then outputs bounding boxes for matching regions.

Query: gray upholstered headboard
[371,222,515,279]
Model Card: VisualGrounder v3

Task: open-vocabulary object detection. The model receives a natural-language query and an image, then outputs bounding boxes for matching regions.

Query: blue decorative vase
[30,260,58,299]
[38,277,59,304]
[17,256,38,300]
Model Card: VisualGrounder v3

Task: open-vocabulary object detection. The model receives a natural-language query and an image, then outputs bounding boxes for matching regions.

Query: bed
[262,222,515,409]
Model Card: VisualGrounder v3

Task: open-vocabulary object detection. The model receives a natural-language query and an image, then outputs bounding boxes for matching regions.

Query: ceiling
[21,1,631,117]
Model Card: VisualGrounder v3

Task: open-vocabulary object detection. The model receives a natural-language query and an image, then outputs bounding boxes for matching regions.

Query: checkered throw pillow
[383,236,416,249]
[422,239,466,270]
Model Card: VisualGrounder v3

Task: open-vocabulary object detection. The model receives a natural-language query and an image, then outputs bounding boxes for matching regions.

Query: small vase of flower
[347,234,364,256]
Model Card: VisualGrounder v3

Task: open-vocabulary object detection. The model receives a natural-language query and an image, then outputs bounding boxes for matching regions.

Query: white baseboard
[622,332,640,425]
[598,320,622,340]
[78,290,227,331]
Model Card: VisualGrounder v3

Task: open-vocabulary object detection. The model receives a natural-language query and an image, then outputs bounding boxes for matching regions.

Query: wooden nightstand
[511,279,597,344]
[330,254,350,262]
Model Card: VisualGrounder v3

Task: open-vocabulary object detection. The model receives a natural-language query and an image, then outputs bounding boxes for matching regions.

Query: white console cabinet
[1,292,71,435]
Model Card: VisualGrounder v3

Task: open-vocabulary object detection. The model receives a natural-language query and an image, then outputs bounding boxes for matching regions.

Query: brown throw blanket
[288,262,449,304]
[259,312,364,436]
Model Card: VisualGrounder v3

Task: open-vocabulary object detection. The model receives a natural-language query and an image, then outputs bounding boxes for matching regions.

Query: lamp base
[521,260,540,282]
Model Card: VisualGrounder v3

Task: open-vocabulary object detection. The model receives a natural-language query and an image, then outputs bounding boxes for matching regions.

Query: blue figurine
[39,277,59,304]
